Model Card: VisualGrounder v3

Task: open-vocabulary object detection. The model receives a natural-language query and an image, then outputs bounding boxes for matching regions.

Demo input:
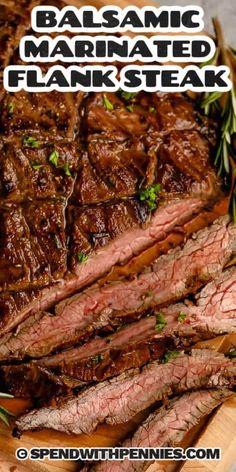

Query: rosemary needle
[0,392,15,426]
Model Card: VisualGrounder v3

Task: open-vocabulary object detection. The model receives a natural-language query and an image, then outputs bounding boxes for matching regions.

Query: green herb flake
[178,311,187,322]
[53,234,62,249]
[23,136,40,148]
[162,350,180,364]
[126,105,133,113]
[149,107,156,114]
[8,103,15,115]
[102,95,114,111]
[91,354,103,365]
[31,161,43,171]
[155,312,167,332]
[139,184,161,211]
[49,149,59,167]
[77,252,89,263]
[119,90,137,101]
[62,163,72,177]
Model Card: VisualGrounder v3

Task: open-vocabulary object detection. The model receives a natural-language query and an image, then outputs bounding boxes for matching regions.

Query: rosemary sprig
[0,392,15,426]
[200,18,236,222]
[213,87,236,175]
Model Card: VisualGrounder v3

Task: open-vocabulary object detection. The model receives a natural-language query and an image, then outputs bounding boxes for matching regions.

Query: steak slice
[0,197,205,337]
[1,215,234,361]
[161,266,236,342]
[14,350,236,435]
[0,317,174,398]
[92,389,233,472]
[0,363,72,401]
[81,91,219,203]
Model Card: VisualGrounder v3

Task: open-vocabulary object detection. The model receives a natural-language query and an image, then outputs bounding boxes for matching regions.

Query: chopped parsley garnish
[149,106,156,114]
[178,311,187,322]
[31,161,43,171]
[155,312,167,332]
[49,149,59,167]
[161,351,180,364]
[49,150,71,176]
[8,103,15,115]
[126,105,133,113]
[102,95,114,110]
[86,353,104,367]
[119,90,137,101]
[145,290,153,298]
[62,163,72,177]
[53,234,63,249]
[23,136,40,148]
[77,252,89,263]
[91,354,103,364]
[139,184,161,211]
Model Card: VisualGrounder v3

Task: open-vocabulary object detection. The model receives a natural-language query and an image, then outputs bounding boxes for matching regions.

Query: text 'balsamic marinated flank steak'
[14,350,236,436]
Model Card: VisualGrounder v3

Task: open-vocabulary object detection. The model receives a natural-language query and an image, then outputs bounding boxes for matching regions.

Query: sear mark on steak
[72,136,151,205]
[0,135,80,203]
[2,267,236,399]
[14,350,236,435]
[0,363,72,401]
[83,92,217,141]
[0,200,67,291]
[68,199,150,269]
[91,389,233,472]
[0,215,234,361]
[0,197,205,336]
[158,130,220,197]
[0,91,84,139]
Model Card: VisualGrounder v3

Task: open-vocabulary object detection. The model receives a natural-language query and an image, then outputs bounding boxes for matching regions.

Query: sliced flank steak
[91,389,233,472]
[0,197,206,336]
[2,266,236,399]
[14,350,236,436]
[0,215,234,361]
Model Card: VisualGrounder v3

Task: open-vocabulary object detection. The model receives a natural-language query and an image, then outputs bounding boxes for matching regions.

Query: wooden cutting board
[0,0,235,471]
